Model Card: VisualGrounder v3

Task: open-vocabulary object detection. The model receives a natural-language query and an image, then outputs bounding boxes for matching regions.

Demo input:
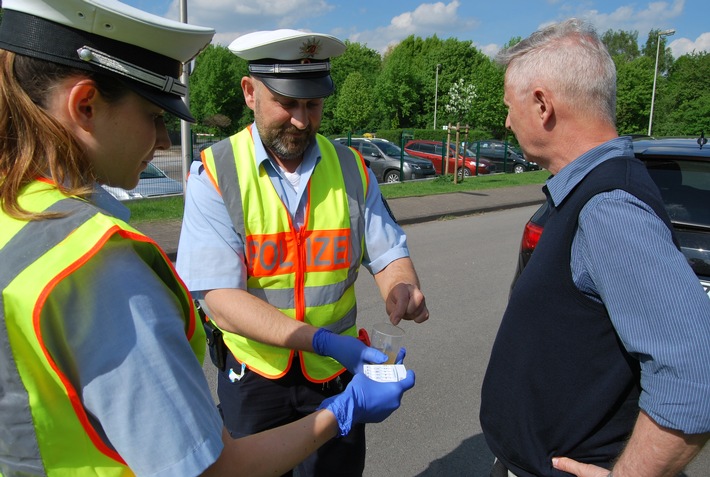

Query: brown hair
[0,51,129,220]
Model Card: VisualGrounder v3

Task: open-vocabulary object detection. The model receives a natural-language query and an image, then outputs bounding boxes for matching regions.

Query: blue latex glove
[318,370,416,436]
[312,328,387,374]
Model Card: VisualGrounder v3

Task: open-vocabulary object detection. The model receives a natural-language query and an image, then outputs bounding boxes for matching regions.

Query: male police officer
[176,29,429,476]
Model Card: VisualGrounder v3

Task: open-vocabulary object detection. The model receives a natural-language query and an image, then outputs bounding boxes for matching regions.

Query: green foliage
[323,41,382,135]
[189,45,248,135]
[174,29,708,148]
[615,56,654,135]
[602,29,640,62]
[653,52,710,136]
[642,29,674,74]
[335,72,375,132]
[444,78,477,123]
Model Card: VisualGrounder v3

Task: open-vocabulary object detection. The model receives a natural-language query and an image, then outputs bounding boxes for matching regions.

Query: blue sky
[123,0,708,58]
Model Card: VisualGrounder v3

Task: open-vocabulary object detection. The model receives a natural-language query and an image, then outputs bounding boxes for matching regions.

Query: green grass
[379,170,548,199]
[126,196,185,223]
[125,171,548,223]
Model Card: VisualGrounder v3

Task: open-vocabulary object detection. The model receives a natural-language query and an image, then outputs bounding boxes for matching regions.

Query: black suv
[334,137,436,183]
[513,135,710,298]
[467,139,540,173]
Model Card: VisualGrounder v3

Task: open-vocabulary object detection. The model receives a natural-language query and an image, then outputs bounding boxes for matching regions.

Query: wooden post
[453,122,461,184]
[444,124,452,176]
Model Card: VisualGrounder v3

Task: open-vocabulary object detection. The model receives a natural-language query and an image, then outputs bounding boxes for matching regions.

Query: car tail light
[520,220,544,254]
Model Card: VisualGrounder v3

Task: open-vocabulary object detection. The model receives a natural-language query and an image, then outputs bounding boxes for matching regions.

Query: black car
[467,139,540,173]
[513,135,710,298]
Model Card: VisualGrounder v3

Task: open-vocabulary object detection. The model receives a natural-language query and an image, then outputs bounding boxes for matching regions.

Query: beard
[258,122,316,161]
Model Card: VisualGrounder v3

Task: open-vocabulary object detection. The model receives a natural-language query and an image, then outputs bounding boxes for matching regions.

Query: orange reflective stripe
[246,231,298,276]
[246,229,352,277]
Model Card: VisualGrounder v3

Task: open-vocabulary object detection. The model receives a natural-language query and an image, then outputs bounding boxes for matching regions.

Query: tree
[642,29,674,75]
[323,41,382,135]
[601,29,640,62]
[653,52,710,136]
[615,56,654,135]
[373,36,427,129]
[444,78,476,124]
[189,45,249,135]
[334,72,375,133]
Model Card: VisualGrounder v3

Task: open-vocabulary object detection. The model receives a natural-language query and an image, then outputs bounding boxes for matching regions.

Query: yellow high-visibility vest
[0,180,202,476]
[201,127,369,382]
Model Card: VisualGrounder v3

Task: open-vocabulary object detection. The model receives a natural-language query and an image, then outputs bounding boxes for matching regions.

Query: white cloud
[478,43,502,58]
[567,0,684,43]
[167,0,335,43]
[669,32,710,56]
[348,1,478,53]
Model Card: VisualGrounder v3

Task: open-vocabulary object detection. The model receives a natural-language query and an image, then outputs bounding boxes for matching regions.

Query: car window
[646,159,710,226]
[377,141,403,156]
[140,163,166,179]
[360,143,378,156]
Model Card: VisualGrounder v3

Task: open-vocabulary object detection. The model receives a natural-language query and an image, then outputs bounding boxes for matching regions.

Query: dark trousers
[218,352,366,477]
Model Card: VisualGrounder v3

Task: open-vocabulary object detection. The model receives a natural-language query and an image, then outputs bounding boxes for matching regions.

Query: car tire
[384,171,401,183]
[457,168,472,179]
[513,164,526,173]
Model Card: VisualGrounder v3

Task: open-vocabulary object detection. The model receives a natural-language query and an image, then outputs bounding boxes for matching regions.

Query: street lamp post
[648,28,675,136]
[433,64,441,130]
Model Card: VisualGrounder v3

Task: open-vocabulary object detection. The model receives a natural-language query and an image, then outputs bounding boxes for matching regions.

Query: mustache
[282,125,312,136]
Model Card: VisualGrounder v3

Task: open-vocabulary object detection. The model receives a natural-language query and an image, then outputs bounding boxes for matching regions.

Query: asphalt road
[201,205,710,477]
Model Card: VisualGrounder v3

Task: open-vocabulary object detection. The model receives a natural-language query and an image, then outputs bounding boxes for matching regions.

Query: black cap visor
[252,72,335,99]
[128,81,195,122]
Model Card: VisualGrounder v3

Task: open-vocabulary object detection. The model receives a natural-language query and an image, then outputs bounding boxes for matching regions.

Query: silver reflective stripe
[322,305,357,334]
[248,267,358,309]
[211,139,244,234]
[333,141,366,265]
[77,46,187,96]
[0,198,96,476]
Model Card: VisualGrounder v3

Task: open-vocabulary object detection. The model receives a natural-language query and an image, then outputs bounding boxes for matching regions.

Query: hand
[552,457,611,477]
[312,328,387,374]
[386,283,429,325]
[318,370,416,436]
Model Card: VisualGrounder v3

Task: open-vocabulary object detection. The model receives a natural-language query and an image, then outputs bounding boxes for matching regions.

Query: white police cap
[229,29,346,99]
[0,0,215,122]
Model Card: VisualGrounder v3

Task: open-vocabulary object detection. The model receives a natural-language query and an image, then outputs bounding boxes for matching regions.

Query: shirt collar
[251,122,320,174]
[546,136,634,207]
[91,184,131,222]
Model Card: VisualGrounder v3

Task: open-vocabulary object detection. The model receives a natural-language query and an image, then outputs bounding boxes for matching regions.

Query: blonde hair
[0,51,127,220]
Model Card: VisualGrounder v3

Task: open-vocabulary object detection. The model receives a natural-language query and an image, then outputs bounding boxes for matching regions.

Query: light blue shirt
[176,123,410,298]
[547,136,710,434]
[48,191,224,476]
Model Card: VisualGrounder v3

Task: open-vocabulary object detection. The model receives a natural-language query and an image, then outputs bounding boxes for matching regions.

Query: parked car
[102,162,183,201]
[513,135,710,298]
[467,139,540,173]
[334,137,436,183]
[403,139,495,177]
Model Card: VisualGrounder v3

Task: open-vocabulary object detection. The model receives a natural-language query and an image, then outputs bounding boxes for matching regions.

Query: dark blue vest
[480,156,675,476]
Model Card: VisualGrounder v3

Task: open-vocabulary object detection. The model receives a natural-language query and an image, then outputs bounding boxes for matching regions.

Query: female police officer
[0,1,414,475]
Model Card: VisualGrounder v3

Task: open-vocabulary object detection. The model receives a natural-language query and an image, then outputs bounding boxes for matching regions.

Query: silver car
[335,137,437,183]
[102,162,182,201]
